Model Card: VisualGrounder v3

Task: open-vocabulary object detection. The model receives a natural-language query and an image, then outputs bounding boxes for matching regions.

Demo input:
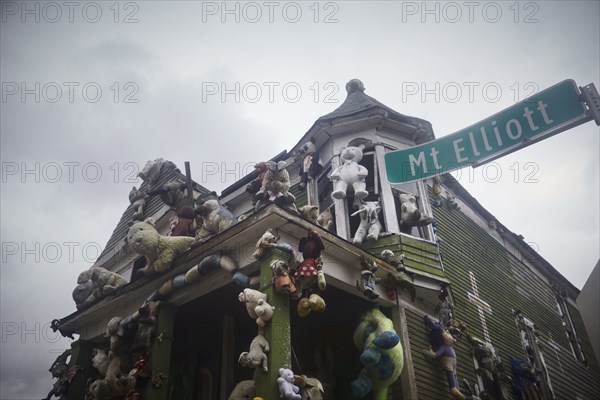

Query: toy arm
[424,315,436,330]
[357,165,368,177]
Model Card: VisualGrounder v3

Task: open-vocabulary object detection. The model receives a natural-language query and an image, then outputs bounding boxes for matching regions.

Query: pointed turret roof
[315,79,435,144]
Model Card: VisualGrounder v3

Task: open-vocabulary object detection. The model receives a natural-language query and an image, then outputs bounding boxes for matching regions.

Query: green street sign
[385,79,592,184]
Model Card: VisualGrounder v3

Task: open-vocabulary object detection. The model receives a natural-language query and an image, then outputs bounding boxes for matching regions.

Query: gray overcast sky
[1,1,599,398]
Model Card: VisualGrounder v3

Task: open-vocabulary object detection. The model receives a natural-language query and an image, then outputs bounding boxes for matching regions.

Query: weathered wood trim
[397,305,418,399]
[375,144,401,234]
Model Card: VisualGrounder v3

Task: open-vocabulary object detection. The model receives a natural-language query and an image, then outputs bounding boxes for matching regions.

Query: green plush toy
[351,308,404,400]
[126,218,194,276]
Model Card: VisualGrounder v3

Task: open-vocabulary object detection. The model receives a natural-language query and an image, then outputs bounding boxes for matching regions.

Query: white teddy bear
[330,145,369,200]
[277,368,301,400]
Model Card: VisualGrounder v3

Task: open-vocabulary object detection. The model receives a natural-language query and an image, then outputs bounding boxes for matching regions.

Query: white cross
[467,271,492,344]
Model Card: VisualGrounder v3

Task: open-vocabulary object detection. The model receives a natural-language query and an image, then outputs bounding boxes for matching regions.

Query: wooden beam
[185,161,193,205]
[143,302,175,400]
[254,248,292,399]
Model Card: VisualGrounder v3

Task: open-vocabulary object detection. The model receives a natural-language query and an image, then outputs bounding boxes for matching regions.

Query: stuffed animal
[138,158,178,188]
[253,229,280,259]
[277,368,302,400]
[399,193,433,233]
[126,218,195,276]
[294,375,325,400]
[294,230,326,298]
[228,380,256,400]
[195,192,237,241]
[255,160,296,211]
[238,334,270,372]
[330,145,368,200]
[351,308,403,400]
[298,205,319,224]
[356,256,381,300]
[510,356,543,400]
[246,162,269,202]
[72,267,127,310]
[296,293,326,318]
[238,288,267,320]
[130,301,160,352]
[379,250,405,272]
[435,286,454,328]
[148,180,187,208]
[255,298,274,327]
[423,315,465,400]
[271,259,297,295]
[316,205,335,233]
[128,186,146,222]
[351,201,383,245]
[298,138,323,188]
[170,205,196,237]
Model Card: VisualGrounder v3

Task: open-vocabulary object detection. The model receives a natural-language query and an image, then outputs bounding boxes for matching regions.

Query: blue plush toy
[351,308,404,400]
[423,315,465,400]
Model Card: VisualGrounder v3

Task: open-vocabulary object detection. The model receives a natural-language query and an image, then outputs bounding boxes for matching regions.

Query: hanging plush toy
[298,138,323,188]
[294,230,326,296]
[351,308,404,400]
[356,256,381,300]
[170,205,196,237]
[423,315,465,400]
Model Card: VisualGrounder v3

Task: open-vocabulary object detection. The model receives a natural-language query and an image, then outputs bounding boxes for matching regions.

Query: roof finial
[346,79,365,94]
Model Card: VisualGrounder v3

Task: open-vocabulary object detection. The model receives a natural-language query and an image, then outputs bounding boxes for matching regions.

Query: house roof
[94,163,210,266]
[316,79,435,143]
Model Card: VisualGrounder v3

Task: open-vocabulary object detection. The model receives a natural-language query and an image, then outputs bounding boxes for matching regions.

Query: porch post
[143,302,175,400]
[65,339,95,400]
[254,248,292,400]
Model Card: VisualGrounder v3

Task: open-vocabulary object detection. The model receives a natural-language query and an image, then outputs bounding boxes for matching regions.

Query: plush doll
[138,158,178,188]
[271,259,297,295]
[298,205,319,225]
[255,298,274,327]
[126,218,195,276]
[246,162,269,199]
[435,286,454,328]
[431,176,444,208]
[170,205,196,237]
[352,200,383,245]
[255,160,296,211]
[423,315,465,400]
[128,186,146,222]
[379,250,405,272]
[298,138,323,188]
[194,192,237,242]
[148,180,187,209]
[277,368,302,400]
[330,145,368,200]
[356,256,381,300]
[399,193,433,233]
[316,205,335,233]
[294,230,326,298]
[238,334,270,372]
[238,288,268,320]
[72,267,127,310]
[130,301,160,353]
[296,293,326,318]
[510,357,543,400]
[253,229,280,259]
[351,308,404,400]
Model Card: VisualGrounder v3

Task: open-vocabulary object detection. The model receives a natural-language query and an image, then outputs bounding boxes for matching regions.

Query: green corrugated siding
[290,184,307,209]
[361,234,445,277]
[431,188,600,399]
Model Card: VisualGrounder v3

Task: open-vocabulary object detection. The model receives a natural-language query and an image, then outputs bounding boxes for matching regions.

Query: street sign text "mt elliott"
[385,79,589,184]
